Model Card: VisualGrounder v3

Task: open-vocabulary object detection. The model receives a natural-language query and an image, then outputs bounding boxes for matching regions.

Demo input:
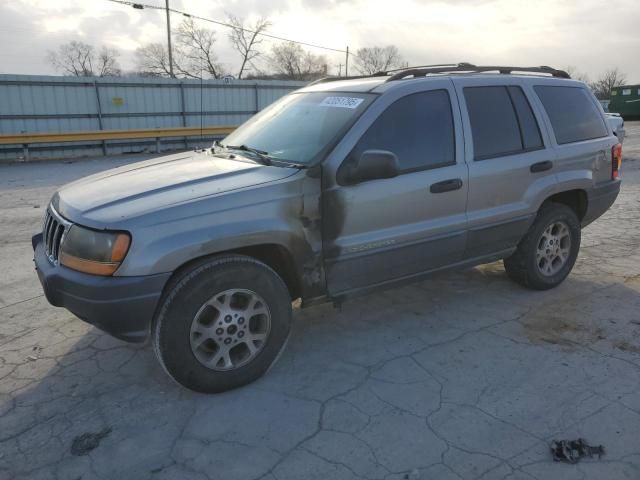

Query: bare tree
[269,42,327,80]
[174,17,224,79]
[47,41,121,77]
[96,47,122,77]
[565,65,589,84]
[134,19,223,79]
[590,68,627,99]
[227,15,271,79]
[354,46,403,75]
[134,43,173,77]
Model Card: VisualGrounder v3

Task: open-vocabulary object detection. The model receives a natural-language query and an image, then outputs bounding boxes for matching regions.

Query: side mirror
[341,150,399,185]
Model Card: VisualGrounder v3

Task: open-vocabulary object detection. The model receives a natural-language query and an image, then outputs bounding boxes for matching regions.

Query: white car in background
[606,112,625,143]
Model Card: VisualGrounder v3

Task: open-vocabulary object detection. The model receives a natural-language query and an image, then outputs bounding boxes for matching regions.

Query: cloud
[0,1,151,74]
[0,0,638,82]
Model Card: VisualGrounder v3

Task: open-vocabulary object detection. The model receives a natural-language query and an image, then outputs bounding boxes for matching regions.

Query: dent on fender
[298,169,326,299]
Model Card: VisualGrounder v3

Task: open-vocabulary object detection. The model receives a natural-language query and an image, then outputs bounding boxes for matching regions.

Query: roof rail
[307,72,387,87]
[384,63,468,73]
[306,63,571,87]
[384,64,571,81]
[307,64,467,86]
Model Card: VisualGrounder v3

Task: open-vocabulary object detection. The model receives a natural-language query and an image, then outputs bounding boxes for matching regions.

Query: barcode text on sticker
[319,96,364,109]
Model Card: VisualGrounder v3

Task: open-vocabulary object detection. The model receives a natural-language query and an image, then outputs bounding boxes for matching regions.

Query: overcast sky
[0,0,638,82]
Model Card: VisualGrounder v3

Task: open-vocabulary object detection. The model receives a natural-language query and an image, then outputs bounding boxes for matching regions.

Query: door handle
[530,160,553,173]
[430,178,463,194]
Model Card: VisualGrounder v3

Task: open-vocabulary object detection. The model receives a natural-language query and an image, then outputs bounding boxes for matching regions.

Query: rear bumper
[33,234,171,343]
[582,180,621,227]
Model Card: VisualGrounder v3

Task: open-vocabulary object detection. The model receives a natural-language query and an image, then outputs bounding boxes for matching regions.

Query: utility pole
[165,0,175,78]
[336,64,343,76]
[345,46,349,77]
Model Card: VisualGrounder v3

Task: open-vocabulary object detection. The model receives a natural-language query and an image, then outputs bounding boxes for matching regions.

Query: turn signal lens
[59,226,131,276]
[612,143,622,180]
[111,233,130,262]
[59,253,123,276]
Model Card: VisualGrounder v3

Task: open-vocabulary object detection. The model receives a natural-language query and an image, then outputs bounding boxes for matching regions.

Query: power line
[105,0,349,54]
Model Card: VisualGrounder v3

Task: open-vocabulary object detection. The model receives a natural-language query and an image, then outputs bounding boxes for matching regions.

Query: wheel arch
[160,243,304,303]
[542,189,588,221]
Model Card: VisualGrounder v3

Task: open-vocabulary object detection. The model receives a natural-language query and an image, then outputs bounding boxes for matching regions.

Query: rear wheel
[504,203,581,290]
[152,255,292,393]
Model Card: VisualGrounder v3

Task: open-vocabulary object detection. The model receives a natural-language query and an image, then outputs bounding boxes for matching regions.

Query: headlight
[59,225,131,276]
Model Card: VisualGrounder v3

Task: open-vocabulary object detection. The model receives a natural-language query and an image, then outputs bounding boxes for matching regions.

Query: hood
[53,151,299,227]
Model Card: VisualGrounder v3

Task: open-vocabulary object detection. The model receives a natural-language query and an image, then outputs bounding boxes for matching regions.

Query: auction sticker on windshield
[320,96,364,109]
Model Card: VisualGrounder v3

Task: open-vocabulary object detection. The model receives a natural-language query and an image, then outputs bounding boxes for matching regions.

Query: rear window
[464,86,543,160]
[534,86,607,144]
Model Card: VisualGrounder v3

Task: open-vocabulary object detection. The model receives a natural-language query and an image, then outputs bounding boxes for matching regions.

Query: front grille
[42,207,70,265]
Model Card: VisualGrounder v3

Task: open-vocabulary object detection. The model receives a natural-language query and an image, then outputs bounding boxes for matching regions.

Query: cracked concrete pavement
[1,122,640,480]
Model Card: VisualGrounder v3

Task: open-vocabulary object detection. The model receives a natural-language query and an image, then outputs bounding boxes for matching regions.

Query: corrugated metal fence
[0,75,306,161]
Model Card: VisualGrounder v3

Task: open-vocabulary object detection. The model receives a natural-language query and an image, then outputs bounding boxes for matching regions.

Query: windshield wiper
[222,144,272,166]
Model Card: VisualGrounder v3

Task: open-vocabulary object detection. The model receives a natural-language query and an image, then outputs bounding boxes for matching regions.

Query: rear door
[452,77,556,259]
[321,80,468,295]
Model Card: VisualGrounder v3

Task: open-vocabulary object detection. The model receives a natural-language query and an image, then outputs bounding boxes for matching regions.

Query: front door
[321,82,468,295]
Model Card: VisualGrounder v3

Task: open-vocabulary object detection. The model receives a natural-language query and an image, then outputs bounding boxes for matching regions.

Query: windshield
[221,92,375,165]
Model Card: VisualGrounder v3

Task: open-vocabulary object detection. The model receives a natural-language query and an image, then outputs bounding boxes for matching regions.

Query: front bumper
[33,233,171,343]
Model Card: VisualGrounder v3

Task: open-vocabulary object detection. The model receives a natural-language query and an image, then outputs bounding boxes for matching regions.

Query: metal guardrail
[0,75,305,161]
[0,126,237,161]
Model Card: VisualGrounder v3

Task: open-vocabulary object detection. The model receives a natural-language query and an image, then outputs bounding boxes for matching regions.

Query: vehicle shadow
[3,262,640,479]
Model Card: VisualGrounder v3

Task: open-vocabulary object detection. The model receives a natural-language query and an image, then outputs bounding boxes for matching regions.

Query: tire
[504,203,581,290]
[152,254,292,393]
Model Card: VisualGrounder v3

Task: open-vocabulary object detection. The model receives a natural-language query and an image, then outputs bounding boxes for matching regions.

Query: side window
[507,86,543,150]
[464,86,543,160]
[464,86,522,160]
[534,85,608,144]
[351,90,455,172]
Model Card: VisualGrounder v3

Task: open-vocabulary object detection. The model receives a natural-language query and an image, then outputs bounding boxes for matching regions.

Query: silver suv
[33,64,623,392]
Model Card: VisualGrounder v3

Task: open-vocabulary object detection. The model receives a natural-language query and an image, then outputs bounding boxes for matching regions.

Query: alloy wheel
[536,221,571,276]
[189,289,271,371]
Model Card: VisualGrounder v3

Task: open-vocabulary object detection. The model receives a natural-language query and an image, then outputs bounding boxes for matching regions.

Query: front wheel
[504,203,581,290]
[152,255,292,393]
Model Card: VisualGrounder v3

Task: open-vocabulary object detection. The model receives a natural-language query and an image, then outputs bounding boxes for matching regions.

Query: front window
[221,92,375,165]
[349,90,456,172]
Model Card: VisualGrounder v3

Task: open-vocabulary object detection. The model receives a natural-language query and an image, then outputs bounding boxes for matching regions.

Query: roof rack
[385,63,571,81]
[307,63,571,86]
[307,72,387,86]
[308,64,460,86]
[384,63,467,74]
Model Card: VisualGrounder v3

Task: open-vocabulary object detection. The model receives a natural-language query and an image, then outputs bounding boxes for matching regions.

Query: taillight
[612,143,622,179]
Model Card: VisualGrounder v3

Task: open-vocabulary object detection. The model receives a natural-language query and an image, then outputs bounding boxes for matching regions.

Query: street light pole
[165,0,175,78]
[345,46,349,77]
